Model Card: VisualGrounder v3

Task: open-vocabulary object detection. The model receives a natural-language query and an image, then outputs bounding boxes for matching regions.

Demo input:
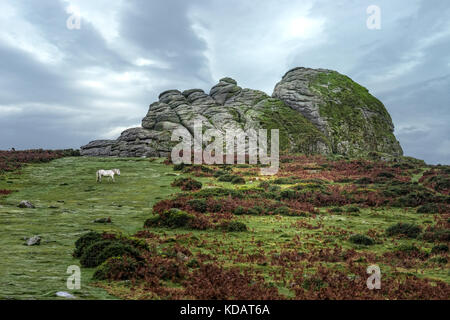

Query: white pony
[96,169,120,183]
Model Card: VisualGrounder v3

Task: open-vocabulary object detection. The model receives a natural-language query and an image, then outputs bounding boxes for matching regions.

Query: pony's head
[113,169,121,176]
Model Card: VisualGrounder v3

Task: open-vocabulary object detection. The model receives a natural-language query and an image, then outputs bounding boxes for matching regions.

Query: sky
[0,0,449,164]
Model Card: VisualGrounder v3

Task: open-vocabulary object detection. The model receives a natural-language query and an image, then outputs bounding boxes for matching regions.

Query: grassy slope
[0,157,448,300]
[0,157,177,299]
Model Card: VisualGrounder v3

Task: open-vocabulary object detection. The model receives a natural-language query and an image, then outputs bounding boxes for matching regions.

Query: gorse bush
[79,239,141,268]
[231,176,246,184]
[416,203,440,214]
[217,174,235,182]
[93,256,140,280]
[171,177,202,191]
[73,231,103,258]
[187,199,207,213]
[431,244,449,254]
[221,221,248,232]
[345,206,360,213]
[145,208,214,230]
[386,223,421,238]
[349,234,374,245]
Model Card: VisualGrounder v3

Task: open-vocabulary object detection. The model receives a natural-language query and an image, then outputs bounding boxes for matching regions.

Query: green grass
[0,157,178,300]
[0,157,448,300]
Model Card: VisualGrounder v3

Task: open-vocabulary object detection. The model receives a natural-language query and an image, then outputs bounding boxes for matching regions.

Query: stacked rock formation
[80,67,403,158]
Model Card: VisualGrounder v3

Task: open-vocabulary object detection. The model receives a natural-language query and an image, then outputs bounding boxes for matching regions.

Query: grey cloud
[0,0,448,164]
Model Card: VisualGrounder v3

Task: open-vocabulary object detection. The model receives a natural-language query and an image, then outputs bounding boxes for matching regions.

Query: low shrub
[386,223,421,238]
[280,189,300,200]
[221,221,248,232]
[233,206,246,215]
[173,163,186,171]
[273,177,298,185]
[231,176,246,184]
[258,181,271,190]
[217,174,235,182]
[416,203,440,214]
[345,206,360,213]
[421,229,450,242]
[93,256,140,280]
[79,240,117,267]
[195,188,243,199]
[349,234,374,245]
[73,231,103,258]
[144,209,194,229]
[431,244,449,254]
[377,172,395,179]
[355,177,373,185]
[188,199,207,213]
[171,177,202,191]
[273,206,291,216]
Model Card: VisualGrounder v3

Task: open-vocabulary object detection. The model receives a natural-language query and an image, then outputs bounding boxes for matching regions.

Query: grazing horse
[96,169,120,183]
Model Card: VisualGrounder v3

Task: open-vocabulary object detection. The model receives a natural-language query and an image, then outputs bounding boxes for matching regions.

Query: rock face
[273,68,403,156]
[81,67,403,158]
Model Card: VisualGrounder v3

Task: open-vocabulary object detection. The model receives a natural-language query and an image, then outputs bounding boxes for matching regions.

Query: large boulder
[81,67,403,158]
[273,67,403,156]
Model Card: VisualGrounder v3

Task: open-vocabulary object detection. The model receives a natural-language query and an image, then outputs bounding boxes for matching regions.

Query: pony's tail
[96,170,99,182]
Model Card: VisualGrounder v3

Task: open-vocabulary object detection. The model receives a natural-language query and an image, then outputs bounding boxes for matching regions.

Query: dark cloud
[0,0,448,164]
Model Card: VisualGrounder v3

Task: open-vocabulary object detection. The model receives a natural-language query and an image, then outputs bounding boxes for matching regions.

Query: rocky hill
[80,67,403,158]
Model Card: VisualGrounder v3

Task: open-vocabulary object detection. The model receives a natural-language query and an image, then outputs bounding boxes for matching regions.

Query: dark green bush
[346,206,360,213]
[221,221,248,232]
[431,244,449,254]
[349,234,374,245]
[92,256,140,280]
[329,207,344,213]
[273,177,298,185]
[171,177,202,191]
[173,163,187,171]
[396,244,420,252]
[429,256,448,264]
[258,181,271,190]
[214,170,227,177]
[73,231,102,258]
[268,185,281,192]
[391,189,437,207]
[188,199,207,213]
[427,175,450,192]
[422,229,450,242]
[280,189,300,200]
[233,206,246,215]
[416,203,439,214]
[95,242,141,267]
[145,209,194,229]
[355,177,373,185]
[247,207,260,215]
[273,206,291,215]
[231,176,245,184]
[217,174,235,182]
[386,223,421,238]
[377,172,395,179]
[186,258,200,268]
[80,240,117,267]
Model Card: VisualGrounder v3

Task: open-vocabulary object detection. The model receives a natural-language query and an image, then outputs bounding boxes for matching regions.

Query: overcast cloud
[0,0,449,164]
